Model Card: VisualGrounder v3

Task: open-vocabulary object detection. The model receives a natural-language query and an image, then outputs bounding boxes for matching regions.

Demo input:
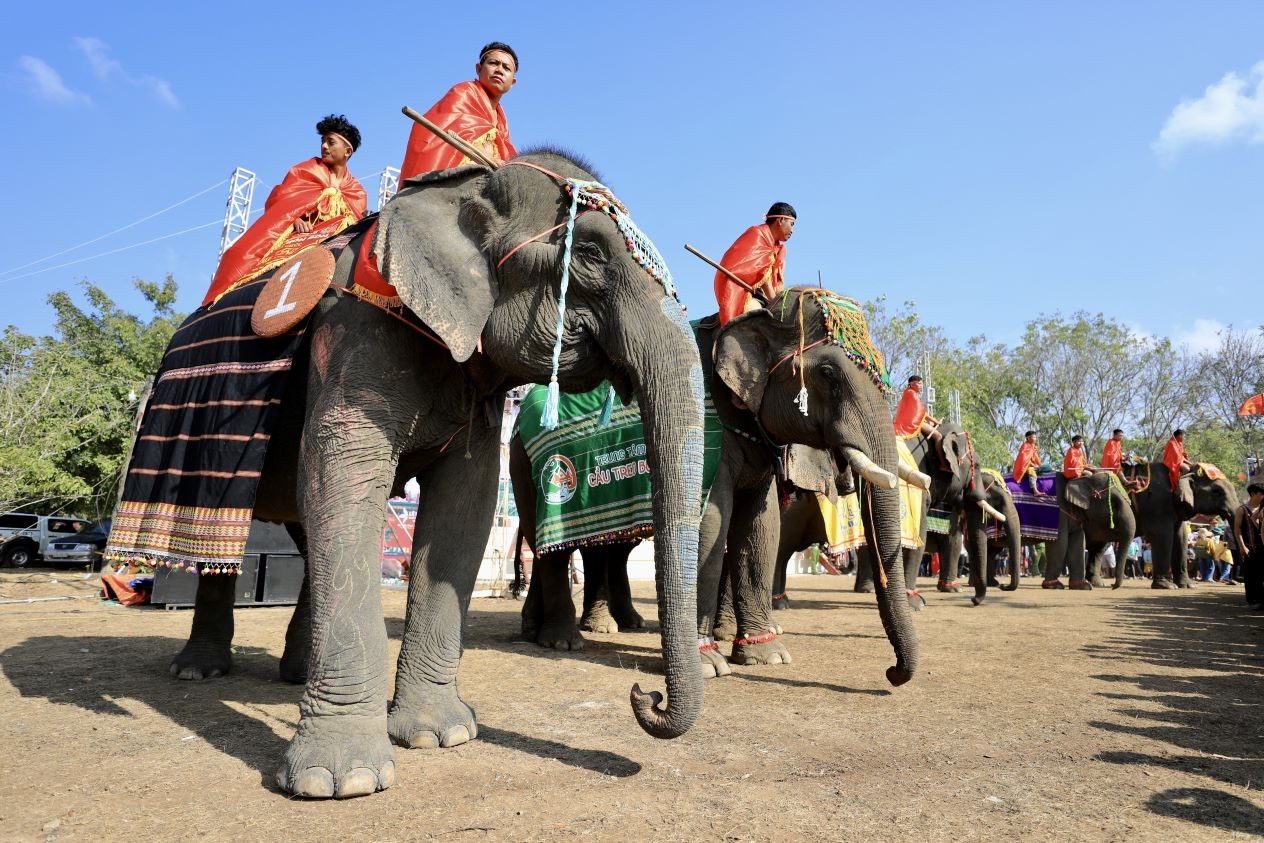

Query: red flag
[1239,392,1264,416]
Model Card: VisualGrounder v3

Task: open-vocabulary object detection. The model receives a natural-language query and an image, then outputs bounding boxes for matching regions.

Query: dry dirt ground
[0,569,1261,842]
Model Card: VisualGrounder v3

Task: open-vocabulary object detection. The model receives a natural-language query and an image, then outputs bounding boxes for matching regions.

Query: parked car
[43,520,111,570]
[0,512,97,568]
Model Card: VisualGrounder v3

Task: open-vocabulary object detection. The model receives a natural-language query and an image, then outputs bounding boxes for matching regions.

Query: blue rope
[541,181,592,430]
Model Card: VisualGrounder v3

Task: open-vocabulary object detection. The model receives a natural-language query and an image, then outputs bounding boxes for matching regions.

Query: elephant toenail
[292,768,335,798]
[335,768,379,799]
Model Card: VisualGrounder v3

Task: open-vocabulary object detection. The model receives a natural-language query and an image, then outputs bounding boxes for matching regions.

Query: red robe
[204,159,366,306]
[1063,446,1088,479]
[892,388,928,438]
[714,224,785,325]
[1013,441,1041,481]
[400,81,516,180]
[1163,437,1188,491]
[1100,438,1122,471]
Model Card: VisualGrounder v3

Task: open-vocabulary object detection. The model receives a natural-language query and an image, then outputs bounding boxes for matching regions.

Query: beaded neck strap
[501,161,677,429]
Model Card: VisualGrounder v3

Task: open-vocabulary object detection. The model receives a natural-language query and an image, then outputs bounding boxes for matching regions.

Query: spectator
[1124,537,1142,579]
[1101,543,1116,580]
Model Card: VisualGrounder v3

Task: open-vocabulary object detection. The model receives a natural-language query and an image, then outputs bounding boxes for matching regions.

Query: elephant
[1039,472,1136,590]
[1124,462,1239,589]
[850,423,1020,606]
[777,448,1019,610]
[165,152,710,798]
[512,290,919,685]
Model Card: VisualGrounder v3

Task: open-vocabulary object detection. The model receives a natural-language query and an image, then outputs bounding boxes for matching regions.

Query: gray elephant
[776,450,1019,610]
[512,290,919,685]
[162,153,708,798]
[1039,472,1136,589]
[1124,462,1239,589]
[851,423,1019,606]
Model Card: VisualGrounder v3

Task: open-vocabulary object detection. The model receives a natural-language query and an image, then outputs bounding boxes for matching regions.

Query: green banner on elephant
[516,383,722,555]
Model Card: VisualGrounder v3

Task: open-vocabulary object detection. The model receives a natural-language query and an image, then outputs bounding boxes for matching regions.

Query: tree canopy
[0,278,183,520]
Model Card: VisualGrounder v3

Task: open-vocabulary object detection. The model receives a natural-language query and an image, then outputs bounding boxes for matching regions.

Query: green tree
[0,278,182,520]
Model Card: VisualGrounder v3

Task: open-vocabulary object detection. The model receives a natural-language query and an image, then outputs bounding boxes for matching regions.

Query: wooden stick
[683,244,768,304]
[401,106,500,170]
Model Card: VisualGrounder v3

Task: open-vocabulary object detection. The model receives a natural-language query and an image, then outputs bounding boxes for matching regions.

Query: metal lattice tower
[918,349,935,416]
[948,389,962,425]
[219,167,257,255]
[378,166,401,211]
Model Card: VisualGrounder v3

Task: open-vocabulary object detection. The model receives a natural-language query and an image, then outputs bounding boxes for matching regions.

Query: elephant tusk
[978,500,1007,522]
[841,447,898,490]
[895,462,932,491]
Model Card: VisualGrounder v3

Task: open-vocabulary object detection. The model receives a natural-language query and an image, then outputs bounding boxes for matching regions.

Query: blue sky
[4,2,1263,350]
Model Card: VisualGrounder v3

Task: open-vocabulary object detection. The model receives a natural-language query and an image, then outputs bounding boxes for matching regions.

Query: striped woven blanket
[104,277,306,573]
[516,383,722,555]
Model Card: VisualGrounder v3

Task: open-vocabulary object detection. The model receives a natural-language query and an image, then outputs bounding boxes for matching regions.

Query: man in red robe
[1100,429,1124,472]
[1012,430,1049,496]
[400,42,518,179]
[1164,428,1194,492]
[714,202,795,325]
[1063,435,1093,479]
[203,115,367,306]
[892,375,948,468]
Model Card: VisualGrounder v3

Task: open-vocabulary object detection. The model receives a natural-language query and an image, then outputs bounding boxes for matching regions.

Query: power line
[0,220,222,285]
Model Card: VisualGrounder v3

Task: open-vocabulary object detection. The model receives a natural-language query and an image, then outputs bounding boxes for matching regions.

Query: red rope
[769,337,827,375]
[732,631,777,646]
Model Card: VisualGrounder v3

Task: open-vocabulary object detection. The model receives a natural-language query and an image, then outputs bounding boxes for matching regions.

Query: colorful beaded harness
[768,289,890,416]
[499,160,677,430]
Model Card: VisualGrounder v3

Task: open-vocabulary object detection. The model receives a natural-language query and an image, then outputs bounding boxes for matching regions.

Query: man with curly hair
[203,114,367,305]
[400,42,519,179]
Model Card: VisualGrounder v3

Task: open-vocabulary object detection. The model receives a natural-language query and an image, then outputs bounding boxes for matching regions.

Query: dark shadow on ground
[0,634,297,776]
[1086,591,1264,833]
[477,725,641,777]
[727,670,890,696]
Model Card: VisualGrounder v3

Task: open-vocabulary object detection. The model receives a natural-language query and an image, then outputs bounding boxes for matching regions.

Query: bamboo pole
[401,106,500,170]
[683,244,768,304]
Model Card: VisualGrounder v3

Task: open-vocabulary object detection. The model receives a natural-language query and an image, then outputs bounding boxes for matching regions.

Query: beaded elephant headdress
[778,289,890,415]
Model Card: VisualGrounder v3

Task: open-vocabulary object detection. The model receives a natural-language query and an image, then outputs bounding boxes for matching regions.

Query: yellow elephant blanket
[817,439,924,552]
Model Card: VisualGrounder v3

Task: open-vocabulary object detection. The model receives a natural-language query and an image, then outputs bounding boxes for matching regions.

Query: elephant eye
[576,241,605,262]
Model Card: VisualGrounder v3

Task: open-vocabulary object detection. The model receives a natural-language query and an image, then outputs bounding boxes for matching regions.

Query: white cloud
[1153,61,1264,159]
[73,36,179,109]
[1174,318,1225,353]
[17,55,90,105]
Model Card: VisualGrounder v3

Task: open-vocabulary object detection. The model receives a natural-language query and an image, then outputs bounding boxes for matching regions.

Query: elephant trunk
[618,302,705,739]
[855,415,919,685]
[966,495,991,607]
[1002,494,1022,592]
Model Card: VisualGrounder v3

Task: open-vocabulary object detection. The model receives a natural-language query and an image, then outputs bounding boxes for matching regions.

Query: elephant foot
[579,601,619,634]
[1041,579,1065,590]
[277,714,395,799]
[769,619,784,635]
[908,590,926,612]
[1069,579,1093,591]
[937,580,962,593]
[730,631,792,666]
[698,637,732,678]
[1090,576,1106,588]
[536,621,585,651]
[278,642,310,685]
[170,639,232,681]
[612,608,645,631]
[711,622,735,642]
[771,592,791,610]
[388,683,478,749]
[854,580,875,594]
[986,578,1001,587]
[1178,580,1195,589]
[1151,578,1177,590]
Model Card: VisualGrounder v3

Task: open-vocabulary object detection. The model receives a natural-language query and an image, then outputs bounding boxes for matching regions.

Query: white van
[0,512,95,567]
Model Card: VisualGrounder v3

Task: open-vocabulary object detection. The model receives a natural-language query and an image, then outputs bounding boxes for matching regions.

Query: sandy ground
[0,568,1260,842]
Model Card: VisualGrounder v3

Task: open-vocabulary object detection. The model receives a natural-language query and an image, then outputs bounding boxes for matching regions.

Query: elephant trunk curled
[620,299,706,738]
[1003,493,1022,591]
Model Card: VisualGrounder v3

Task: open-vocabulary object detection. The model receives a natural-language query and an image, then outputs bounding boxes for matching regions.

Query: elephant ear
[375,166,494,363]
[1064,477,1091,511]
[785,445,839,501]
[714,311,773,412]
